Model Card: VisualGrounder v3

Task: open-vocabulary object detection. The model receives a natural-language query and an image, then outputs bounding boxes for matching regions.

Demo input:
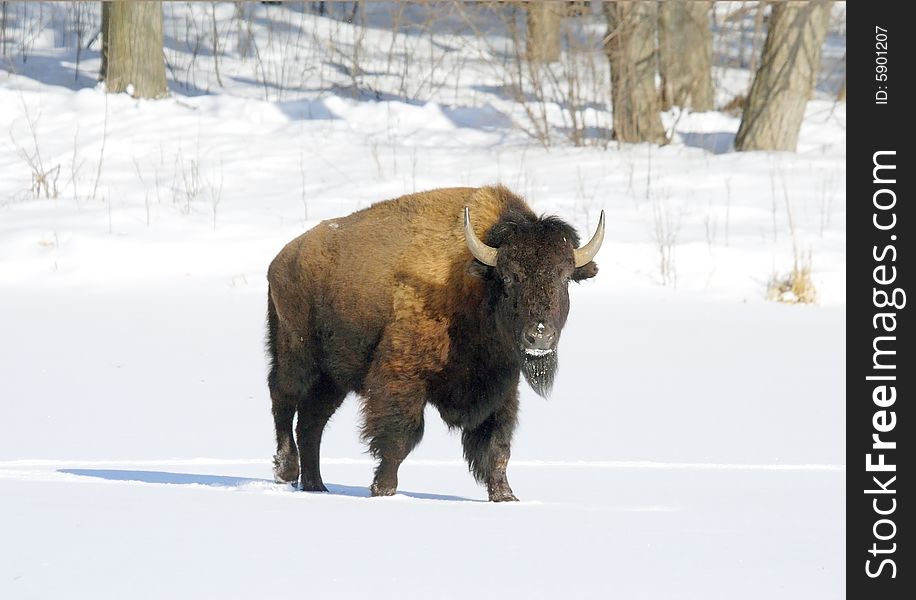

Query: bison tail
[266,285,280,386]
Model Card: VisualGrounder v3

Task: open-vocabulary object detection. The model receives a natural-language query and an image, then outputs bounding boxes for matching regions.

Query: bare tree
[526,2,562,63]
[658,1,714,111]
[100,1,167,99]
[2,1,9,58]
[735,1,832,151]
[100,1,109,80]
[837,56,846,102]
[603,1,667,144]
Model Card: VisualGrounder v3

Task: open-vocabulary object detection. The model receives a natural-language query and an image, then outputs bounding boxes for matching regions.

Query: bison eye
[502,274,513,287]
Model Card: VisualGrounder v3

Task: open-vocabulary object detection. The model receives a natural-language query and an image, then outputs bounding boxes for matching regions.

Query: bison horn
[464,207,498,267]
[573,210,605,267]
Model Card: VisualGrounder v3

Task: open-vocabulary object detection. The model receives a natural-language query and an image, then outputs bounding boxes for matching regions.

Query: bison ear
[571,261,598,282]
[466,259,492,280]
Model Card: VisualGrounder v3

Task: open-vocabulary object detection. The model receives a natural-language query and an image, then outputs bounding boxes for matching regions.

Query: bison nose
[523,321,557,352]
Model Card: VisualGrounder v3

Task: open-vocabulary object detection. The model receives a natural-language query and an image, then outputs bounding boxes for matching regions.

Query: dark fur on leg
[296,375,346,492]
[268,292,301,484]
[272,399,299,484]
[268,286,345,490]
[462,389,519,502]
[363,395,425,497]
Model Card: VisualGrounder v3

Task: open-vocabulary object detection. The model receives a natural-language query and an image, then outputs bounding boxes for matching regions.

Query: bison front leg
[462,391,520,502]
[363,394,425,497]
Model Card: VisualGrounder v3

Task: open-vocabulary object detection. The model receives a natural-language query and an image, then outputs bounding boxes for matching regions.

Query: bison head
[464,207,603,397]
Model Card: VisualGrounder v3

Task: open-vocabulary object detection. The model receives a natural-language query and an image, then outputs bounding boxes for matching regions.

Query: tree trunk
[526,2,562,63]
[837,72,846,102]
[735,1,831,151]
[603,1,667,144]
[100,1,167,99]
[658,1,714,111]
[2,2,9,58]
[99,1,109,81]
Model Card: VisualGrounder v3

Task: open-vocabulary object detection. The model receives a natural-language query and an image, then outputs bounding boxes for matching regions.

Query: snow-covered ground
[1,3,844,598]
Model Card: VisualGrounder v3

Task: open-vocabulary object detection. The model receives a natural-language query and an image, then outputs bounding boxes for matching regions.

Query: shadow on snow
[678,131,736,155]
[59,468,479,502]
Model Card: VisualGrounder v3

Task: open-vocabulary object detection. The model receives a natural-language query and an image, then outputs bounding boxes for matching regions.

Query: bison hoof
[299,481,329,493]
[488,484,519,502]
[273,454,299,484]
[369,483,397,497]
[489,492,519,503]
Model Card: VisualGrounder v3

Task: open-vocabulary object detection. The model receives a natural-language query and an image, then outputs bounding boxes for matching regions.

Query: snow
[1,4,844,599]
[2,459,842,599]
[525,347,554,356]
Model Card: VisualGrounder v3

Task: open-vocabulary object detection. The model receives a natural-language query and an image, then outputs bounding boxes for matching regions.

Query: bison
[266,185,603,501]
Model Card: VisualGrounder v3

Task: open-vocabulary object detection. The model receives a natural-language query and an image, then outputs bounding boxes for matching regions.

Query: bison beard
[522,351,558,398]
[266,185,603,501]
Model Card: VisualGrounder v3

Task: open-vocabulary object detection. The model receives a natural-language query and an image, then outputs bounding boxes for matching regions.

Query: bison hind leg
[273,447,299,484]
[271,393,300,484]
[267,287,313,486]
[296,374,346,492]
[268,292,300,484]
[270,375,343,491]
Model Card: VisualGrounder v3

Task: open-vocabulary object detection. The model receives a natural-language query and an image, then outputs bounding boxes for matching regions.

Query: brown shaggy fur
[267,185,598,501]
